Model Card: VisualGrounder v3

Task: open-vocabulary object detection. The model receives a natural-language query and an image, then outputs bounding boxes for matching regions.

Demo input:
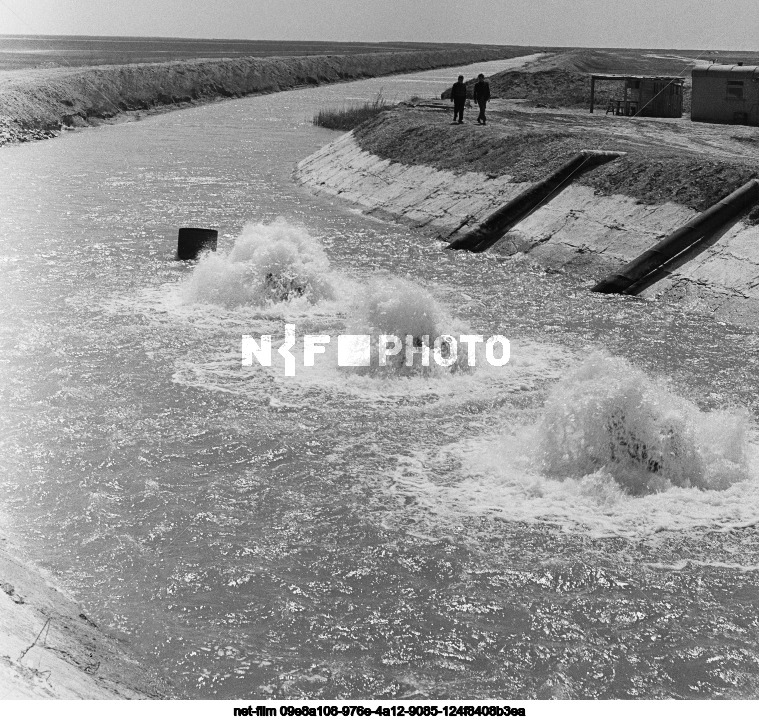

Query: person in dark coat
[473,73,491,125]
[450,75,467,124]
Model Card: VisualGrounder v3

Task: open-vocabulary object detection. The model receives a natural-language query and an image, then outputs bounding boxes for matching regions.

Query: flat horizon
[3,1,757,51]
[1,34,759,54]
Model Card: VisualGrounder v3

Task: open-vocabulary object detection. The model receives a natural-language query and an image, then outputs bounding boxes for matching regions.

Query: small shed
[691,64,759,126]
[589,74,685,118]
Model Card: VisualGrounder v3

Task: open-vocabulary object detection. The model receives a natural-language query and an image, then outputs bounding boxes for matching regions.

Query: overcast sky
[1,0,756,50]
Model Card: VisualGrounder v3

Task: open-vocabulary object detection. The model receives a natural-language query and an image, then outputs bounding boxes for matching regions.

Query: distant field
[3,37,758,74]
[0,35,521,71]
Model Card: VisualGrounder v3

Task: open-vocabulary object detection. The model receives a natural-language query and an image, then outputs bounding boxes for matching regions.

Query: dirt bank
[0,537,166,699]
[0,46,523,146]
[354,107,759,212]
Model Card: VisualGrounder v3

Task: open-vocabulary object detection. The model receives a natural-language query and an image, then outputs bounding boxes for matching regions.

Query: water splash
[538,353,748,495]
[387,353,758,538]
[344,275,475,377]
[181,218,335,308]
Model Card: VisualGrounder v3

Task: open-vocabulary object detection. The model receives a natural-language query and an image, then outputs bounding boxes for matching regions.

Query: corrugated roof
[590,73,685,82]
[692,64,759,79]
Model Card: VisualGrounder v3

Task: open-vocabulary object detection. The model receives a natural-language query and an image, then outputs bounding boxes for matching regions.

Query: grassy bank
[0,45,527,146]
[313,93,393,130]
[353,108,759,213]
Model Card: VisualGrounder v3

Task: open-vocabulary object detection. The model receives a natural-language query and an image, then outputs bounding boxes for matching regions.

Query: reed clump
[313,92,393,130]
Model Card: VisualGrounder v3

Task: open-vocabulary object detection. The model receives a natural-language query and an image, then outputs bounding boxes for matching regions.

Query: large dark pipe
[592,179,759,295]
[447,150,623,253]
[177,227,218,260]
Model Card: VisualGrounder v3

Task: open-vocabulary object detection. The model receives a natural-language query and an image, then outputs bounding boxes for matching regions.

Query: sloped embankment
[352,112,757,212]
[297,109,759,327]
[0,540,165,699]
[0,46,521,145]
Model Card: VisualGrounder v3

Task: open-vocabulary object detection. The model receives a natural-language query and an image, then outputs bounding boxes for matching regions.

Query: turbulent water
[1,58,759,700]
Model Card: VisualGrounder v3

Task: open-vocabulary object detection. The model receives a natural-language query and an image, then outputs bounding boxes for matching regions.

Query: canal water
[1,57,759,699]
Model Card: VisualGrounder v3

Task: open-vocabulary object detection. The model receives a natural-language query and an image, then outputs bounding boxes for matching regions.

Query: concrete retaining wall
[296,132,759,328]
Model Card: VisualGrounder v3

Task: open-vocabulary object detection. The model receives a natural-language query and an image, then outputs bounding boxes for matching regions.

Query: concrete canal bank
[0,538,165,699]
[296,108,759,328]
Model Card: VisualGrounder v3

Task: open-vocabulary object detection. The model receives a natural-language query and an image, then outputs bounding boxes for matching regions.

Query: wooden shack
[589,74,685,118]
[691,64,759,126]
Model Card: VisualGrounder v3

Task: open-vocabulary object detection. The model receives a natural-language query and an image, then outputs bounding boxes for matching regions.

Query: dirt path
[496,101,759,162]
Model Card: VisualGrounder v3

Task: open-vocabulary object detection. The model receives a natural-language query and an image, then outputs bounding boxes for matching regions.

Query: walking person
[473,73,490,125]
[450,75,467,124]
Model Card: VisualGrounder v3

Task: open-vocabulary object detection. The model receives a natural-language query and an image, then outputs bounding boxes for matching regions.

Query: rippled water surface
[1,58,759,699]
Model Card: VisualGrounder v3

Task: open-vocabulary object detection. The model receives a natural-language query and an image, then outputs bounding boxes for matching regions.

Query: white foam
[646,559,759,572]
[104,219,357,333]
[390,432,759,539]
[539,353,749,495]
[342,274,480,377]
[170,337,572,407]
[388,355,759,539]
[181,218,335,309]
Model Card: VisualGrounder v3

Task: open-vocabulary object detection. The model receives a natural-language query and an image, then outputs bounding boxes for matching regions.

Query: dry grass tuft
[313,92,393,130]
